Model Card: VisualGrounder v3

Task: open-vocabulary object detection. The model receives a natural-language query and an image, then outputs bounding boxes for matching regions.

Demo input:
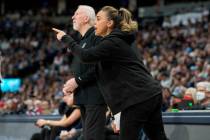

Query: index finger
[52,28,62,33]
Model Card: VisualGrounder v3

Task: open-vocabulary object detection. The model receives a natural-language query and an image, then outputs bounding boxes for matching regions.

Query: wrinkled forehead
[75,7,86,15]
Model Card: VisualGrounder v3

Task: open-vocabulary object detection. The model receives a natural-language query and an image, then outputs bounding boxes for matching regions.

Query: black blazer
[70,27,105,105]
[62,29,162,114]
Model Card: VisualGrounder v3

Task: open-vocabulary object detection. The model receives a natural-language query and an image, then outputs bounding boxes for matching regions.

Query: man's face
[72,8,86,31]
[62,94,74,106]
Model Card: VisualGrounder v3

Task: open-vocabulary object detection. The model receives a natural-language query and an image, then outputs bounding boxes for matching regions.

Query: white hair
[78,5,96,26]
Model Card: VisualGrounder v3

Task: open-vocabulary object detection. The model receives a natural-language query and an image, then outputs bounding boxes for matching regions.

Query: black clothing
[80,105,107,140]
[71,27,105,105]
[61,28,168,140]
[120,94,166,140]
[62,29,162,114]
[69,27,106,140]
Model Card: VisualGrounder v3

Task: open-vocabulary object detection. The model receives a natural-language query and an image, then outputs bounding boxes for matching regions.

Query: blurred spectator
[195,82,210,107]
[35,94,81,140]
[162,88,172,112]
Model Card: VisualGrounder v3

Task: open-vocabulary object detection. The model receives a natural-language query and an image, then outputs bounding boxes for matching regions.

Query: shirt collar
[81,27,95,39]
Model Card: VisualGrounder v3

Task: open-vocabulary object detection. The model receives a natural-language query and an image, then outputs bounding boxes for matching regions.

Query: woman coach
[53,6,168,140]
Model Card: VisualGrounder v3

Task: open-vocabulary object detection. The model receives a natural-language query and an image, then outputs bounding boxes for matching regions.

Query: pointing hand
[52,28,66,41]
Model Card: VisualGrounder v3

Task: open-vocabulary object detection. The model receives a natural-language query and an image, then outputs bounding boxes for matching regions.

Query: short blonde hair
[78,5,96,26]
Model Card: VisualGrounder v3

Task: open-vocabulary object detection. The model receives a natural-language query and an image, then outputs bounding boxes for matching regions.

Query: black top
[62,29,162,114]
[70,27,105,105]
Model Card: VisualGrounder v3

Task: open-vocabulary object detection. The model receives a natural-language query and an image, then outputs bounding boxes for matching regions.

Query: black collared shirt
[70,27,105,105]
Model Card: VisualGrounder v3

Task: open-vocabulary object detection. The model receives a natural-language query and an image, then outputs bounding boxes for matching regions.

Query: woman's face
[95,10,112,36]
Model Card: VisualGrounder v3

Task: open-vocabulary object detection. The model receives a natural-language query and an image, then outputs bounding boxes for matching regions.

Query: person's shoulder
[106,29,136,45]
[90,32,102,40]
[89,32,102,45]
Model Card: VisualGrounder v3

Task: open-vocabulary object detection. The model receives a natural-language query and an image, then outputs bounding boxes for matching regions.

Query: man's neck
[79,25,92,37]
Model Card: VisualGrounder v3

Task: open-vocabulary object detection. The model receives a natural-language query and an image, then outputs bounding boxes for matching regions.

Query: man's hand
[111,122,120,134]
[63,78,78,96]
[52,28,66,41]
[59,130,71,139]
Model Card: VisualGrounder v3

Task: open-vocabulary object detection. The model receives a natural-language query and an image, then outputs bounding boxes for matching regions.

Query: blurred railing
[1,111,210,140]
[138,1,210,17]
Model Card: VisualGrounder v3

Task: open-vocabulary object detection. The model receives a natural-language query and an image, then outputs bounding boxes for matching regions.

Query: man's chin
[73,26,78,31]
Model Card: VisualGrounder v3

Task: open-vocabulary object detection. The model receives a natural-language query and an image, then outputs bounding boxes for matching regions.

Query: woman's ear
[107,20,114,29]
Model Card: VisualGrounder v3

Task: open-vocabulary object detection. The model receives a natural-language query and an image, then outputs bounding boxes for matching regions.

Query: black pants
[120,94,168,140]
[80,104,107,140]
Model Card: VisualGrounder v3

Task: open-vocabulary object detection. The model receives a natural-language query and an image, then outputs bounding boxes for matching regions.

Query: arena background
[0,0,210,140]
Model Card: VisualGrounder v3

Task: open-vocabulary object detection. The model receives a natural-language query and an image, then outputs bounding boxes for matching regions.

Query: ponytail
[100,6,138,32]
[118,8,138,32]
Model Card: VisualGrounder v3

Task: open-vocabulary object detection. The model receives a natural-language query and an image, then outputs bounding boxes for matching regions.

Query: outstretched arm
[52,28,114,63]
[36,108,81,128]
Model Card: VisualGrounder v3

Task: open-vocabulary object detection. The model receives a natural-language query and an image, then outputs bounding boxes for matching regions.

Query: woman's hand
[36,119,47,127]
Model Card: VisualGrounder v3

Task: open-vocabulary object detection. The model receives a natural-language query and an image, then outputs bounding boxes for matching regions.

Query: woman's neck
[102,28,112,37]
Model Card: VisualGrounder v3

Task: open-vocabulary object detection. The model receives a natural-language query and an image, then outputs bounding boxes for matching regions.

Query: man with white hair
[60,5,106,140]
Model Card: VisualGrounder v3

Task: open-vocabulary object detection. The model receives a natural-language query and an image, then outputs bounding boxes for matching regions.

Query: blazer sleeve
[65,35,100,86]
[74,64,97,87]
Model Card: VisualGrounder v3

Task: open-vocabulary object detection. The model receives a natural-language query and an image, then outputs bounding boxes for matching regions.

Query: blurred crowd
[0,6,210,116]
[0,10,76,116]
[138,6,210,111]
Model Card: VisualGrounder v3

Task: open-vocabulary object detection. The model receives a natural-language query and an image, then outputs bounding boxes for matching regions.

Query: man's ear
[84,16,90,24]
